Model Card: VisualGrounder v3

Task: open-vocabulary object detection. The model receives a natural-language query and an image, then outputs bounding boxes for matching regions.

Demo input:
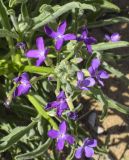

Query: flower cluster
[12,20,120,159]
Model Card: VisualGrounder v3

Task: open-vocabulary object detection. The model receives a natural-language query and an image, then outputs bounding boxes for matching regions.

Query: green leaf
[92,88,108,119]
[0,0,14,49]
[15,138,52,160]
[93,88,129,115]
[27,94,58,129]
[92,41,129,51]
[0,121,37,152]
[0,29,19,39]
[21,1,29,21]
[23,66,54,75]
[102,61,123,78]
[32,2,96,30]
[88,16,129,28]
[9,0,27,7]
[39,4,54,13]
[102,61,129,86]
[100,0,120,12]
[106,95,129,114]
[0,0,11,29]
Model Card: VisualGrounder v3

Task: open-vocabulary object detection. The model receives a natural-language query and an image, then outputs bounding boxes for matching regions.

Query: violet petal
[57,21,66,34]
[56,138,65,151]
[44,26,57,38]
[59,121,67,134]
[55,38,64,50]
[77,71,84,81]
[36,37,44,50]
[63,34,76,41]
[98,70,109,79]
[48,129,59,139]
[86,139,97,148]
[75,147,83,159]
[65,134,74,144]
[26,50,40,58]
[84,146,94,158]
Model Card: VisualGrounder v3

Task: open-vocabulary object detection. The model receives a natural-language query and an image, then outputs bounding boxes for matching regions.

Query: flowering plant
[0,0,129,159]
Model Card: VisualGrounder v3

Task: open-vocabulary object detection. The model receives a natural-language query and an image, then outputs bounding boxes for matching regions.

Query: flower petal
[56,108,64,117]
[86,44,92,53]
[67,111,78,120]
[60,101,69,110]
[51,101,60,108]
[111,33,120,42]
[56,102,68,117]
[57,21,66,34]
[56,138,65,151]
[77,81,89,90]
[91,58,100,70]
[44,26,57,38]
[14,84,31,97]
[63,34,76,41]
[84,77,95,87]
[98,79,104,86]
[105,34,111,41]
[55,38,64,51]
[57,91,66,100]
[36,37,44,50]
[36,57,45,66]
[88,66,95,77]
[48,129,59,139]
[84,146,94,158]
[75,147,83,159]
[21,72,29,80]
[13,76,20,83]
[44,48,49,57]
[82,28,88,37]
[77,71,84,81]
[65,134,74,144]
[45,102,57,110]
[59,121,67,134]
[85,37,97,44]
[26,50,40,58]
[98,70,109,79]
[85,139,97,148]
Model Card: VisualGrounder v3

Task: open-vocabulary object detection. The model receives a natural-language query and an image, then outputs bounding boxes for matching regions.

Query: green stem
[55,79,60,96]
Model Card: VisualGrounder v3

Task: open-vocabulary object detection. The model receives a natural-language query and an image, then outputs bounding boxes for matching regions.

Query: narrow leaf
[32,2,96,30]
[0,121,37,152]
[15,139,52,160]
[88,16,129,28]
[27,94,58,129]
[9,0,26,7]
[23,66,54,74]
[92,41,129,51]
[0,29,19,39]
[101,0,120,12]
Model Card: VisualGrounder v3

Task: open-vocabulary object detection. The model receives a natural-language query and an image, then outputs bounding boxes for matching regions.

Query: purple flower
[26,37,49,66]
[88,58,109,86]
[67,111,78,120]
[44,21,76,51]
[77,27,96,54]
[45,91,69,117]
[13,72,31,97]
[48,121,74,151]
[77,71,95,90]
[105,33,120,42]
[16,42,26,50]
[75,138,97,159]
